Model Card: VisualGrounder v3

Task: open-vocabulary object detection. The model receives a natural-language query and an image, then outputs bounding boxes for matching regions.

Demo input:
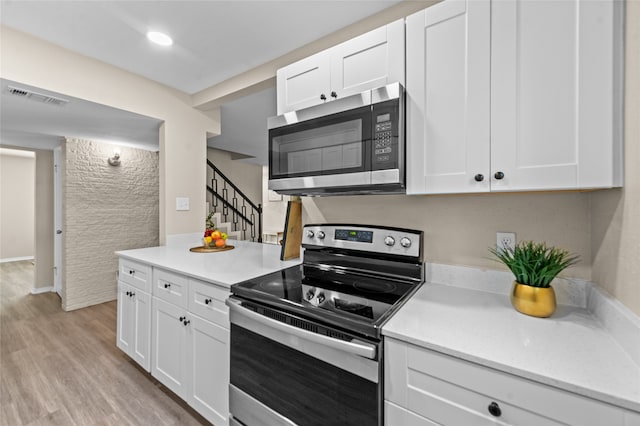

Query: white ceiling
[0,0,401,94]
[0,79,163,151]
[0,0,400,153]
[208,85,276,165]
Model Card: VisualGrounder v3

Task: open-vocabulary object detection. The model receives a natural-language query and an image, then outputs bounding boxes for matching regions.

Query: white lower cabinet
[151,296,229,425]
[385,338,639,426]
[116,281,151,371]
[151,297,189,398]
[118,260,230,426]
[189,314,229,426]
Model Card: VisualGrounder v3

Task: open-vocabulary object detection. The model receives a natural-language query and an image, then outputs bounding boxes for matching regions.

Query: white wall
[302,192,592,280]
[590,1,640,316]
[0,26,220,244]
[0,149,35,261]
[34,149,54,290]
[261,166,289,235]
[207,148,262,208]
[62,138,159,311]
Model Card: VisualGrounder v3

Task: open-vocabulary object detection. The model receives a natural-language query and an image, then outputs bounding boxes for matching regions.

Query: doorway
[0,147,56,297]
[0,148,36,297]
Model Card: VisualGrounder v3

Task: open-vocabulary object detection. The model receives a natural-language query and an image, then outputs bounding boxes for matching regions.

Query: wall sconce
[108,150,121,166]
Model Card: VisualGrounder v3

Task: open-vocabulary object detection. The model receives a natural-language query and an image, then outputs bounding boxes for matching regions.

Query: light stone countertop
[382,277,640,412]
[116,233,301,288]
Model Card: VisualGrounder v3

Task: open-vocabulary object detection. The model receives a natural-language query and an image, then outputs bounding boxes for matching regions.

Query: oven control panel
[302,224,422,259]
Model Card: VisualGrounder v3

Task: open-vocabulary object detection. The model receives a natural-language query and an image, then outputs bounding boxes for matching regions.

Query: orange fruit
[215,239,226,248]
[211,230,221,240]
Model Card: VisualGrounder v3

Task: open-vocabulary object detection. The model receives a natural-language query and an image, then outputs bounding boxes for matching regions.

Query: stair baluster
[206,159,263,243]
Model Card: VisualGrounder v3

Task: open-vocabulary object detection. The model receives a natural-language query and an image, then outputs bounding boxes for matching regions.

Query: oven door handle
[227,298,377,360]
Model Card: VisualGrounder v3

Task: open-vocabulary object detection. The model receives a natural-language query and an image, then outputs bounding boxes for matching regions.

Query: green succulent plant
[489,241,579,288]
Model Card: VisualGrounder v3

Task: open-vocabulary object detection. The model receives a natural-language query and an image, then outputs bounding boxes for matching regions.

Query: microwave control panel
[372,102,399,169]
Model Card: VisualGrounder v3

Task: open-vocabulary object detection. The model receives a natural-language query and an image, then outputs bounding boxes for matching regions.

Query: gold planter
[510,281,556,318]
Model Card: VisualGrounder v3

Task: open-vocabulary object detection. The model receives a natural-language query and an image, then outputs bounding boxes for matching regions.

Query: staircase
[206,159,263,242]
[206,211,242,241]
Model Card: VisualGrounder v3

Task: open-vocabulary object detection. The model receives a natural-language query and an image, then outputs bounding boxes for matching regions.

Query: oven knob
[306,290,315,301]
[384,236,395,246]
[306,230,314,238]
[400,237,412,248]
[317,231,325,240]
[317,293,325,303]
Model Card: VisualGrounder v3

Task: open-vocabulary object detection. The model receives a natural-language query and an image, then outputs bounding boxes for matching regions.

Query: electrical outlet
[496,232,516,254]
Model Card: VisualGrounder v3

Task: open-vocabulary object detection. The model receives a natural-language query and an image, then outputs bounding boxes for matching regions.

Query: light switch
[176,197,190,211]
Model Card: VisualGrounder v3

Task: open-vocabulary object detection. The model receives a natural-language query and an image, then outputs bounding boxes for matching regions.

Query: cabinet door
[490,0,623,191]
[330,19,405,100]
[116,282,133,356]
[406,0,491,194]
[189,315,230,426]
[276,50,331,114]
[131,290,151,372]
[152,297,189,399]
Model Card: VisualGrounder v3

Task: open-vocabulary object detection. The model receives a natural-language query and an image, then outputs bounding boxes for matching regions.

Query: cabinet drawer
[385,338,634,426]
[188,279,229,328]
[119,259,151,292]
[152,268,188,308]
[385,401,439,426]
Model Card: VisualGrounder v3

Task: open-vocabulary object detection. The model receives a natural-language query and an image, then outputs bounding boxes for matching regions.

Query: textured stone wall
[63,138,159,311]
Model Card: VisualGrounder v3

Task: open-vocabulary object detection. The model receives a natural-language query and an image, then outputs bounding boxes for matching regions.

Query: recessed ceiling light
[147,31,173,47]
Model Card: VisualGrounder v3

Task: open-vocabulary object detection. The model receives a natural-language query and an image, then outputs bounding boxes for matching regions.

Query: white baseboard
[31,286,54,294]
[0,256,35,263]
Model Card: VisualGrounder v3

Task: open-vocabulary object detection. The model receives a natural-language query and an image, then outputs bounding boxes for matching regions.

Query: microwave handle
[226,297,377,360]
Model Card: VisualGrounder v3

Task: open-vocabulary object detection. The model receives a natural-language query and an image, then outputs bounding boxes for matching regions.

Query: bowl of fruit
[203,228,228,249]
[189,212,233,253]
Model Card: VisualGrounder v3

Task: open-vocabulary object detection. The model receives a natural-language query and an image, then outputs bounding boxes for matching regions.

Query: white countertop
[383,279,640,412]
[116,234,301,288]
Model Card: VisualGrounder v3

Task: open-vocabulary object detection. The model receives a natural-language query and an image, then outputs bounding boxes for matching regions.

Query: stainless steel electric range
[226,224,424,426]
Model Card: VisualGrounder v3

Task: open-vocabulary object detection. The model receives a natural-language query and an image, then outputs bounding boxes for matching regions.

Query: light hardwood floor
[0,261,210,425]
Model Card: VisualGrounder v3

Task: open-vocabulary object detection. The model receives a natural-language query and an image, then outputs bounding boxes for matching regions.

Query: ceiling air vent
[6,85,69,106]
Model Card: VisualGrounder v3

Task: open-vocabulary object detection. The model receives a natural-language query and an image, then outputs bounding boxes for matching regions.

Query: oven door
[227,297,381,426]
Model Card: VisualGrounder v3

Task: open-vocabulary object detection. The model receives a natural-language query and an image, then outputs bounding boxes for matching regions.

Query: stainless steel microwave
[268,82,405,196]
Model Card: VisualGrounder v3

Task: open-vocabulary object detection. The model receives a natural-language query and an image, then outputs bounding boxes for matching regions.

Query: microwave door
[269,105,372,192]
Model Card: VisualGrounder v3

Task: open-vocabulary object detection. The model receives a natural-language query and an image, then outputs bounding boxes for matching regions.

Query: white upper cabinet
[406,0,491,194]
[490,0,623,191]
[276,19,405,115]
[407,0,623,194]
[276,50,331,114]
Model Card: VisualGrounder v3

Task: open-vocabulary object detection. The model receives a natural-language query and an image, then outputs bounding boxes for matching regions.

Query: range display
[227,224,424,426]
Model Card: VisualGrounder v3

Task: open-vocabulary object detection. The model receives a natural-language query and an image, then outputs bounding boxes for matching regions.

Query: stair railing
[206,159,263,242]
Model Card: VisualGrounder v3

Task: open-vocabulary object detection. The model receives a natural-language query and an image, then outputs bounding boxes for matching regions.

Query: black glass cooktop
[231,264,415,326]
